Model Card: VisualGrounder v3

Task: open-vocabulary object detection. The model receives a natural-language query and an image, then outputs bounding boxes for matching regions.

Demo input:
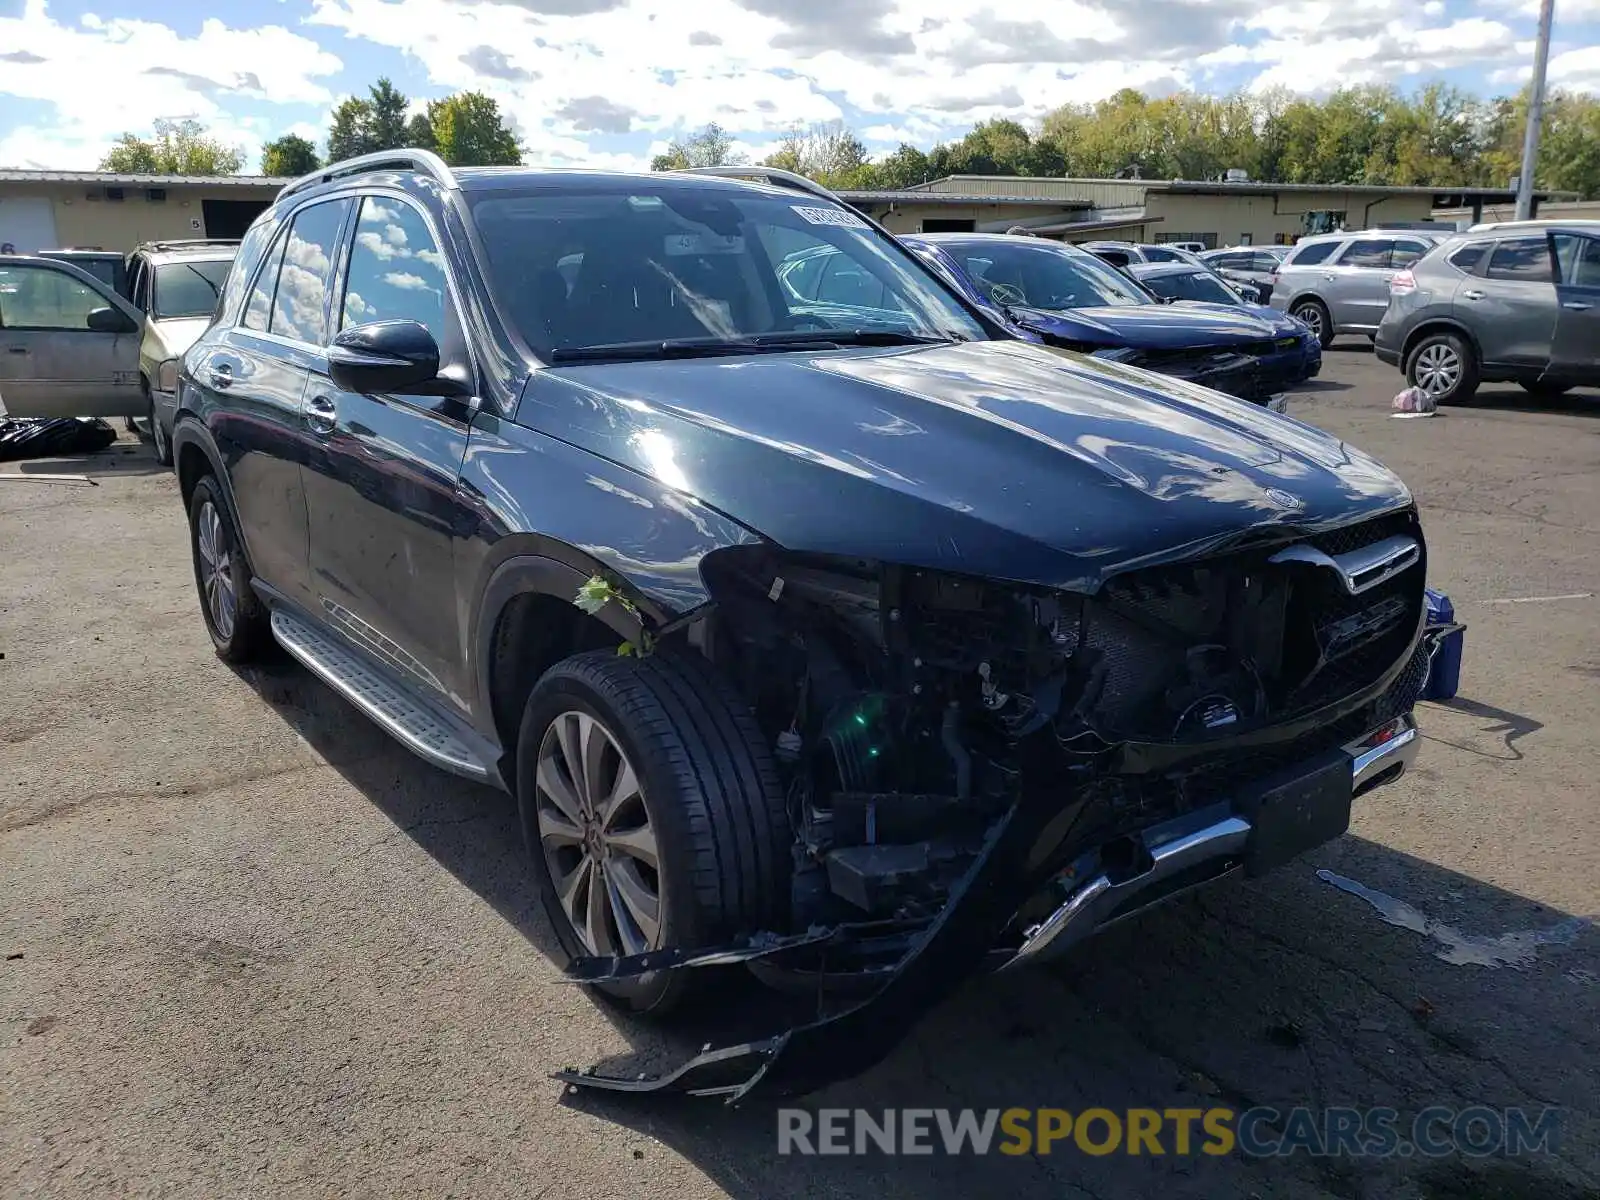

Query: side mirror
[86,306,137,333]
[328,320,441,395]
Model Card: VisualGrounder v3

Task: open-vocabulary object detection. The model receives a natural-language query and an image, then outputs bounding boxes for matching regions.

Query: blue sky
[2,0,1598,173]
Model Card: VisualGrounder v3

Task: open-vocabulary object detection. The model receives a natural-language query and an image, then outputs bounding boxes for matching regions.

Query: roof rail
[137,238,241,252]
[278,148,460,201]
[670,165,844,206]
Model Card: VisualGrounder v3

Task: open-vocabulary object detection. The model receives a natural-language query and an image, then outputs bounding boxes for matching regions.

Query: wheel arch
[472,545,696,769]
[171,420,256,572]
[1400,318,1482,372]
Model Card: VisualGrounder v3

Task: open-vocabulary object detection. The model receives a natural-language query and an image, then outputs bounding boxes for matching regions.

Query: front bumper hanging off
[554,713,1421,1102]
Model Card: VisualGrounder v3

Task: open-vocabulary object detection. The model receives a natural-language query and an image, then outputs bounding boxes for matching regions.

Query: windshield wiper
[548,329,954,364]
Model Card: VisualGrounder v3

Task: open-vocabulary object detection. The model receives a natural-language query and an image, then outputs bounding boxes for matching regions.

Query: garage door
[0,197,60,253]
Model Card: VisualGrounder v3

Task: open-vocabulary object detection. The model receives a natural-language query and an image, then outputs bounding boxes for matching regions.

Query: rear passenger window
[1447,243,1487,273]
[241,233,286,331]
[268,199,350,344]
[1286,241,1338,266]
[1486,238,1554,283]
[220,217,279,326]
[340,197,448,337]
[1339,239,1393,268]
[1390,241,1427,268]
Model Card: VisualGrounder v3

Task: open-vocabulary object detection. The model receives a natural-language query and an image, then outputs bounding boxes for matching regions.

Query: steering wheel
[986,281,1026,307]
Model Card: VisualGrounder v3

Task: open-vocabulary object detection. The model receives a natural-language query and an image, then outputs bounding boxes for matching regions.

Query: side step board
[269,609,497,785]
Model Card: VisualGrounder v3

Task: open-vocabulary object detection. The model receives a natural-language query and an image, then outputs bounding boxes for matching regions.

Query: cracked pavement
[3,351,1598,1199]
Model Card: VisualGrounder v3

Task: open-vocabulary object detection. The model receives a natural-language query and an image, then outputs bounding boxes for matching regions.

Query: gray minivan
[1269,230,1446,346]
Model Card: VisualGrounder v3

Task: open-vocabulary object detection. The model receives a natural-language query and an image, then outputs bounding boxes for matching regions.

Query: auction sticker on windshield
[793,206,868,228]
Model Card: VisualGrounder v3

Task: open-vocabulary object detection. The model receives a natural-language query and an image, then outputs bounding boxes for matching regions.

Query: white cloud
[0,0,341,169]
[1549,44,1600,92]
[2,0,1595,173]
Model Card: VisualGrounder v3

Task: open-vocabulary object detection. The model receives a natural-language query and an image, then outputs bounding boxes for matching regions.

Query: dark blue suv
[174,153,1432,1100]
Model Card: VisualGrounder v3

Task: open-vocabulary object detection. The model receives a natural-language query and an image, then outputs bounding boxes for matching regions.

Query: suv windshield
[469,184,986,360]
[154,258,233,319]
[1141,269,1240,305]
[939,240,1150,309]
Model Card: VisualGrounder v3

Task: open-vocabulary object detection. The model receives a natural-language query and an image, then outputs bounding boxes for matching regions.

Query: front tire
[516,650,789,1014]
[187,476,270,662]
[1290,298,1331,348]
[1406,332,1479,405]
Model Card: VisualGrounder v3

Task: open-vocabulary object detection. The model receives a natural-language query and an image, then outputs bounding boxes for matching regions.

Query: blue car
[1125,259,1323,384]
[897,233,1321,408]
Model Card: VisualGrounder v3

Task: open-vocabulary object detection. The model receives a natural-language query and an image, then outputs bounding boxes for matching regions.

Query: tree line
[99,77,522,177]
[652,85,1600,198]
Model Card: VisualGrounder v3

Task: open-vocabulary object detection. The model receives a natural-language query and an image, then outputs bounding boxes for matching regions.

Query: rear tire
[187,476,270,662]
[515,649,789,1014]
[1405,331,1479,405]
[1519,380,1572,398]
[1290,298,1332,348]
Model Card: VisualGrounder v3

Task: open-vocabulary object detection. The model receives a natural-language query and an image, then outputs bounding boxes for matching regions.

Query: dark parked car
[903,233,1320,408]
[1124,260,1322,383]
[174,153,1431,1100]
[1201,245,1291,303]
[1375,221,1600,405]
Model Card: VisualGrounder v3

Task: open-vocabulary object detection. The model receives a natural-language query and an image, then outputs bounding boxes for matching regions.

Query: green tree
[427,92,521,166]
[260,134,321,177]
[762,121,871,186]
[650,122,744,171]
[99,119,243,175]
[873,143,932,189]
[325,77,418,162]
[405,112,436,152]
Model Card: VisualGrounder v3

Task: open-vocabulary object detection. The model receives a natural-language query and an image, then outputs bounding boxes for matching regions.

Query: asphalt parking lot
[3,346,1597,1200]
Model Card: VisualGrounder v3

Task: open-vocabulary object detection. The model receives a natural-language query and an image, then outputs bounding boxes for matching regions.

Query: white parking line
[1477,592,1594,605]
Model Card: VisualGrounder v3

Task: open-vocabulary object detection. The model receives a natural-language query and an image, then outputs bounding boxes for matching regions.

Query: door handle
[5,346,26,355]
[1322,273,1336,281]
[207,363,234,389]
[1562,301,1593,310]
[1461,290,1486,301]
[305,393,338,435]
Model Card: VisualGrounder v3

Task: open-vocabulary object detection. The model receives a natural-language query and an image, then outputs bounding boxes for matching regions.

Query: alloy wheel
[1292,303,1325,342]
[535,710,661,957]
[1413,342,1460,397]
[195,500,237,640]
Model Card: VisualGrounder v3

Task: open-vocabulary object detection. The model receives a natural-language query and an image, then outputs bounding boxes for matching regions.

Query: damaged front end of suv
[556,502,1430,1102]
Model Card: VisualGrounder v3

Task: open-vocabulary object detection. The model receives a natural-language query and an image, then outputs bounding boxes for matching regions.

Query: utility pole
[1515,0,1556,222]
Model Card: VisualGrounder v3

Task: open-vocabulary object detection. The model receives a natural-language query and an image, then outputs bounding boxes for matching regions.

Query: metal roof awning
[1018,213,1162,238]
[0,169,286,187]
[842,191,1090,208]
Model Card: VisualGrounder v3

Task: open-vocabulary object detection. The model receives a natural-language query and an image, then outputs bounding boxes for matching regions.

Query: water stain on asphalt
[1318,870,1593,971]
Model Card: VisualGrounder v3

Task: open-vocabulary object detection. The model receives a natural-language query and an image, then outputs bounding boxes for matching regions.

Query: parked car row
[900,235,1319,407]
[0,239,239,462]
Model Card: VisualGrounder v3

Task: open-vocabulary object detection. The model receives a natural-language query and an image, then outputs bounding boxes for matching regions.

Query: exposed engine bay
[697,507,1424,934]
[558,507,1432,1100]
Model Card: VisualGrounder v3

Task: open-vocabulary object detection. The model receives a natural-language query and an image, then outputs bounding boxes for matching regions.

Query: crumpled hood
[519,339,1410,593]
[148,316,210,361]
[1171,300,1307,338]
[1011,302,1290,350]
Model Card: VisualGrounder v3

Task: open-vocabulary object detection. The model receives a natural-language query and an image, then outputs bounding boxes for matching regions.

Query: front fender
[457,410,765,723]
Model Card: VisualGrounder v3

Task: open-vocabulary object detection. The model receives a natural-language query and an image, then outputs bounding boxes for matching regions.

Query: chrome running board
[270,608,495,783]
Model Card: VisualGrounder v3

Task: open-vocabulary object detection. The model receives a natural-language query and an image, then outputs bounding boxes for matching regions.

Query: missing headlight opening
[557,510,1431,1102]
